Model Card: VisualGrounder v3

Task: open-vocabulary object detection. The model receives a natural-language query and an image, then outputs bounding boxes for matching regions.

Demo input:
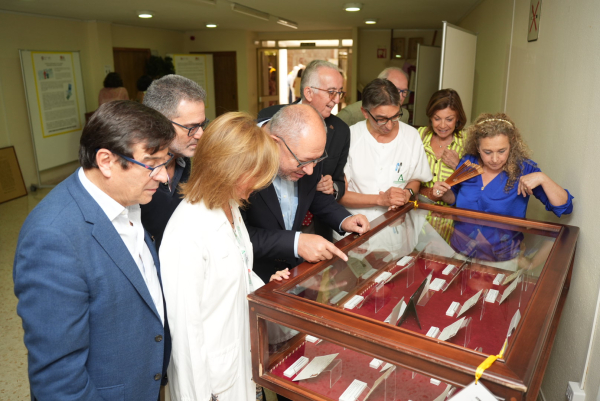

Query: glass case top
[286,208,557,355]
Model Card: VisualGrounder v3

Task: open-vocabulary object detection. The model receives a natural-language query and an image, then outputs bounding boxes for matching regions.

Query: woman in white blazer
[160,112,289,401]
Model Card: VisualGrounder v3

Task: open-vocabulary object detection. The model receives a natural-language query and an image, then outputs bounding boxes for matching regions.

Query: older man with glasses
[245,104,369,287]
[337,67,411,127]
[141,74,208,250]
[258,60,351,242]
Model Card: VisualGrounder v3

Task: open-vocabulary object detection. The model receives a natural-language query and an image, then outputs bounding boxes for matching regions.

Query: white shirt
[160,199,258,401]
[344,120,432,222]
[78,168,164,325]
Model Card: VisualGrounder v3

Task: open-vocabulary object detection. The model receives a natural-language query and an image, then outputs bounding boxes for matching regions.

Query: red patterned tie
[302,211,314,226]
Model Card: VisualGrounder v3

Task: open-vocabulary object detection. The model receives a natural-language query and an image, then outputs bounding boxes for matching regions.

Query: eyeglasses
[397,88,411,97]
[310,87,346,100]
[170,119,210,137]
[365,109,402,126]
[275,135,328,168]
[116,152,174,178]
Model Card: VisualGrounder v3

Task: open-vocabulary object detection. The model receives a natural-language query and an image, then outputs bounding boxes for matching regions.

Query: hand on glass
[518,172,546,197]
[378,187,409,207]
[441,148,460,169]
[270,268,290,282]
[316,175,334,194]
[298,234,348,263]
[341,214,370,235]
[431,182,451,199]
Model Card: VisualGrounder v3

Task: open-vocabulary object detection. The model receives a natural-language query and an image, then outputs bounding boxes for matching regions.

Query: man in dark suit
[141,74,208,250]
[244,104,369,284]
[14,101,173,401]
[257,60,350,240]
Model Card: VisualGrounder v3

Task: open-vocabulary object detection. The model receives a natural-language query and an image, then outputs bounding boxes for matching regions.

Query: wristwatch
[407,188,415,200]
[333,182,339,200]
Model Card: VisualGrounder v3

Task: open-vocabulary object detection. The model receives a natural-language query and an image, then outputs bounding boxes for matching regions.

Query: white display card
[382,254,395,263]
[438,317,466,341]
[330,291,349,304]
[457,290,483,317]
[284,356,309,378]
[293,353,339,381]
[384,299,406,325]
[447,381,497,401]
[380,362,394,373]
[485,289,499,303]
[344,295,365,310]
[374,271,392,284]
[339,379,368,401]
[446,301,460,317]
[493,274,505,285]
[418,274,433,303]
[430,278,447,291]
[507,309,521,337]
[361,268,378,280]
[430,378,441,385]
[442,264,456,275]
[433,384,454,401]
[363,366,395,401]
[426,326,440,338]
[397,256,414,266]
[369,358,383,369]
[499,277,519,304]
[502,270,522,286]
[305,335,322,344]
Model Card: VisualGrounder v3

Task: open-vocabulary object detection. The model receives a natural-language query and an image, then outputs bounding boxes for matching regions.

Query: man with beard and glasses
[141,74,208,250]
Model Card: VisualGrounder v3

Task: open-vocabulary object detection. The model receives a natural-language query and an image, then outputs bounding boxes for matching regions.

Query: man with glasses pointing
[244,104,370,286]
[258,60,351,242]
[141,74,208,250]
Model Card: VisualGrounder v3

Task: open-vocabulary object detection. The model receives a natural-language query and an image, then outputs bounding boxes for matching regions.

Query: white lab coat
[160,199,258,401]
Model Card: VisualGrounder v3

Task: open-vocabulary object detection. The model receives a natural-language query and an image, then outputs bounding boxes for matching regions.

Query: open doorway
[257,40,352,113]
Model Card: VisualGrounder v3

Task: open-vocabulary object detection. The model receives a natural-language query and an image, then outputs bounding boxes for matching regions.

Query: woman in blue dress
[432,113,573,263]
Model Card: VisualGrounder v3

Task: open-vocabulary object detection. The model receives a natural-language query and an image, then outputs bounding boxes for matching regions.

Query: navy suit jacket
[242,162,351,283]
[14,172,171,401]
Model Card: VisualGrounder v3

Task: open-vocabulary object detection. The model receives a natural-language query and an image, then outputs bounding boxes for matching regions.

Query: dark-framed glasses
[170,119,210,137]
[310,87,346,100]
[365,109,402,126]
[116,152,174,178]
[276,135,328,168]
[397,88,411,97]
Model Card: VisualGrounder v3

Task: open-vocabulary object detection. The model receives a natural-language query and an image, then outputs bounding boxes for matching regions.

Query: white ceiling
[0,0,482,32]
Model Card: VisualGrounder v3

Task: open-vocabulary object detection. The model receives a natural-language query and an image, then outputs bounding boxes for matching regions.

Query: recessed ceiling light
[138,11,153,18]
[344,3,362,12]
[206,23,218,28]
[364,19,377,24]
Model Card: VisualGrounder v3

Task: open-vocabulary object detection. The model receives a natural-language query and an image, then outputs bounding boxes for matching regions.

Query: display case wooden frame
[248,202,578,401]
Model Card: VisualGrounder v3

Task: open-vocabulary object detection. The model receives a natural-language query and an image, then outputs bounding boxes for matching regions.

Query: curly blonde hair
[464,113,532,192]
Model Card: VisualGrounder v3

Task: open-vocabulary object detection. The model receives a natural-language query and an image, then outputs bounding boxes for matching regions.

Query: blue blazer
[14,172,171,401]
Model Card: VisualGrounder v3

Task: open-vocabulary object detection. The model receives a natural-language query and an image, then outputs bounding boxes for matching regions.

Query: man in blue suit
[14,100,174,401]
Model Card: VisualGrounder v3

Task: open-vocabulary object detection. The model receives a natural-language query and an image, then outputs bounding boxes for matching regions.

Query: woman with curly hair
[433,112,572,218]
[432,113,573,263]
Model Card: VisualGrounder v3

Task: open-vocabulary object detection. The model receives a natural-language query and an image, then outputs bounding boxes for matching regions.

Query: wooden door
[194,51,239,116]
[113,47,151,101]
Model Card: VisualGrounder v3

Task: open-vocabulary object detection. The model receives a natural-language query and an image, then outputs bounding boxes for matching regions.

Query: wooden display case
[248,202,579,401]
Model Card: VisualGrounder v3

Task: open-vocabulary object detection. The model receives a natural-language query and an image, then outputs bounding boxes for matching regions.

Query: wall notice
[172,55,208,106]
[31,52,82,138]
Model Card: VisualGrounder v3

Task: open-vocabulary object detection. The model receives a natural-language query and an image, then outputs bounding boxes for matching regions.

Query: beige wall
[357,29,441,90]
[459,0,513,119]
[0,12,186,189]
[463,0,600,399]
[184,29,258,115]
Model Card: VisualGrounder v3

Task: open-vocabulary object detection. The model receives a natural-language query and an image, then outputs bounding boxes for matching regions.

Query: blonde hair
[464,112,532,192]
[180,112,279,209]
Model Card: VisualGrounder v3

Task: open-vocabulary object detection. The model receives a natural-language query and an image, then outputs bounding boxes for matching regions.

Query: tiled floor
[1,188,51,400]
